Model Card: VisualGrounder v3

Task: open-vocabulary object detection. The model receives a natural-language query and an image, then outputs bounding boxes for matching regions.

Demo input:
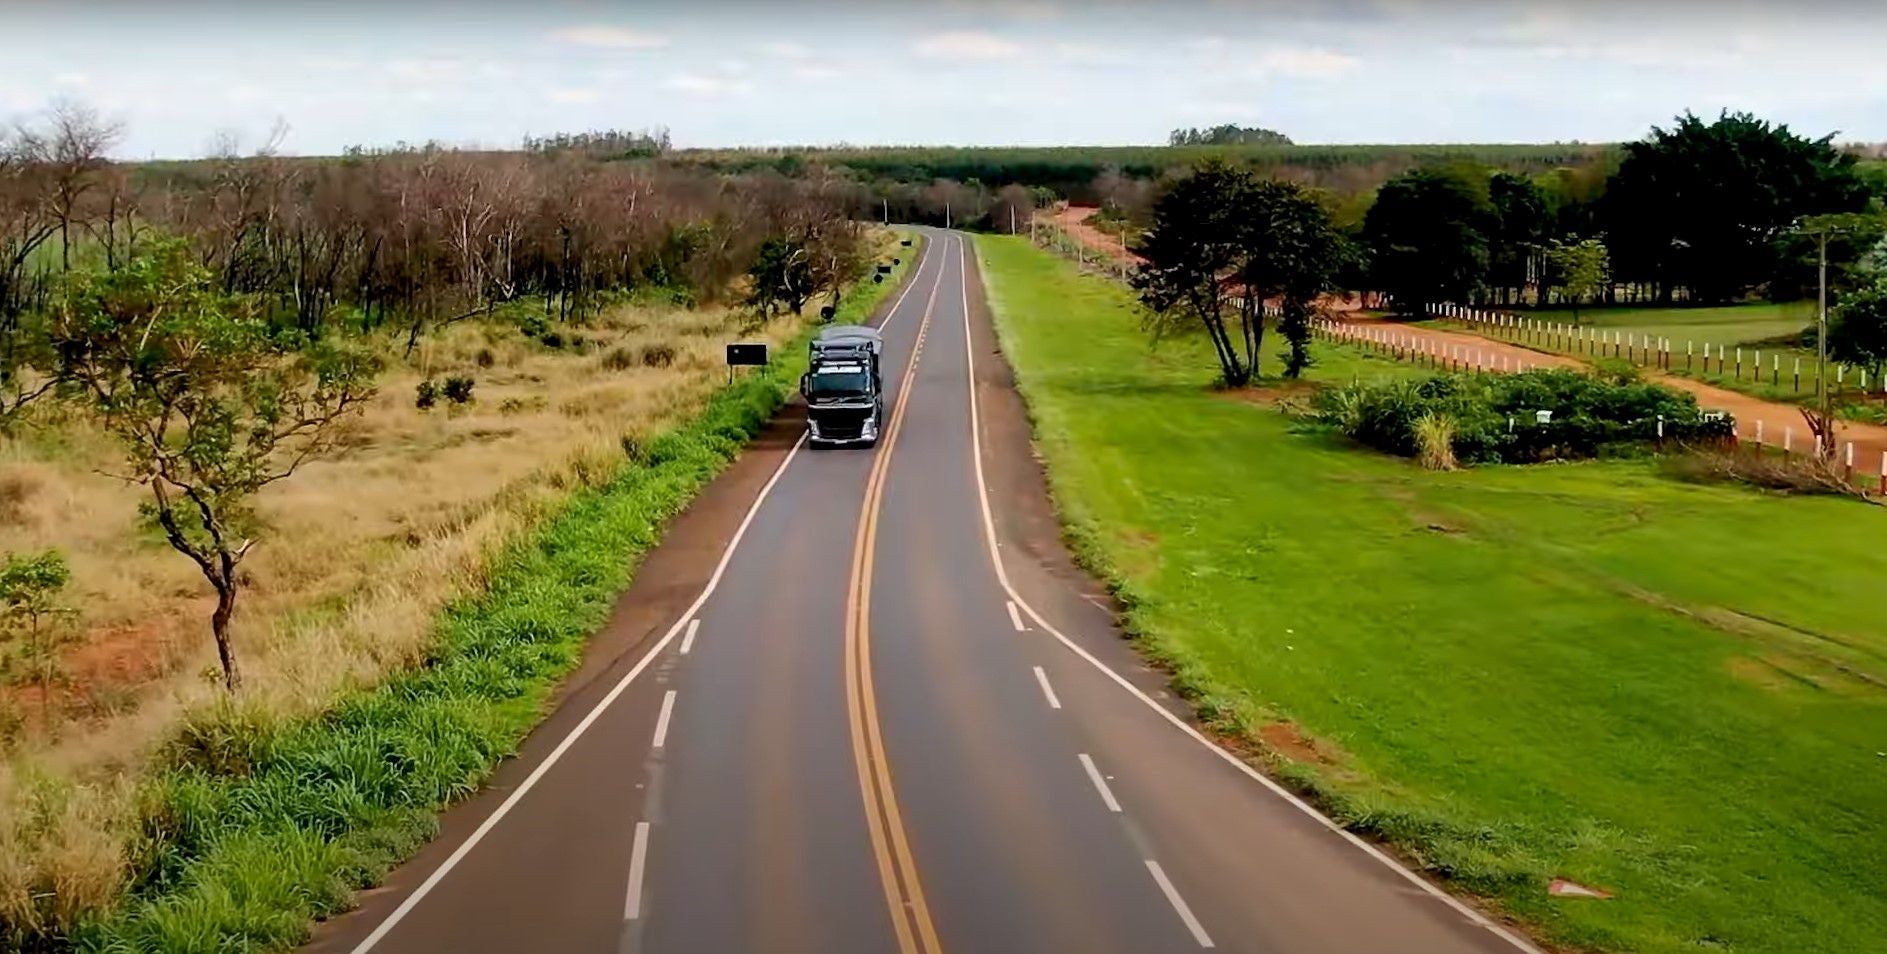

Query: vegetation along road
[976,234,1887,954]
[301,231,1541,954]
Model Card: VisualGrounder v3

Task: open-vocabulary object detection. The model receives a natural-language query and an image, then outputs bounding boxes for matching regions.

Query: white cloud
[914,31,1023,61]
[716,59,750,75]
[662,73,752,97]
[548,25,669,50]
[1051,42,1129,66]
[942,0,1060,22]
[225,83,269,104]
[1254,48,1359,79]
[385,58,465,82]
[547,87,600,104]
[54,71,90,87]
[760,41,813,59]
[790,64,846,81]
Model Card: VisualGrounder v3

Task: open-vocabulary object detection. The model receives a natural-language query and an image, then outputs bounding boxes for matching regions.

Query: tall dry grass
[0,289,814,938]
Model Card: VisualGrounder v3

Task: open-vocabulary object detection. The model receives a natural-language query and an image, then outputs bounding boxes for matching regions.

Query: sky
[1,0,1885,158]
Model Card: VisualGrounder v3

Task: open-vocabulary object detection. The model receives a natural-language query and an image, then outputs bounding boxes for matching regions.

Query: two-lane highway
[306,231,1542,954]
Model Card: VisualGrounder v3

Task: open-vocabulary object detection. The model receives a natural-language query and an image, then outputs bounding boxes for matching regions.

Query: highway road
[305,230,1542,954]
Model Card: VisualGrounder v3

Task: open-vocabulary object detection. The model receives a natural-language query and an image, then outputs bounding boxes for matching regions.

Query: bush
[442,376,475,405]
[601,347,636,371]
[473,349,495,369]
[1312,369,1735,465]
[639,344,677,369]
[414,380,439,410]
[539,331,564,350]
[1413,414,1457,470]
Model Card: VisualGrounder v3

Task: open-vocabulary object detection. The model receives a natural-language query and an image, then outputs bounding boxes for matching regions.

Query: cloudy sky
[2,0,1884,158]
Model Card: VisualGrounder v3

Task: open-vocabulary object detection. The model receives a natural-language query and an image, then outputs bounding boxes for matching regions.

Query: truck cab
[802,326,885,448]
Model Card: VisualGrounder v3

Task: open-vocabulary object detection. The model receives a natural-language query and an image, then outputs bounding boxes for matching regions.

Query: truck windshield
[809,370,870,399]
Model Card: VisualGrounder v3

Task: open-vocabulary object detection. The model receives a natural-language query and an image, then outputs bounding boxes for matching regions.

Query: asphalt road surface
[305,231,1541,954]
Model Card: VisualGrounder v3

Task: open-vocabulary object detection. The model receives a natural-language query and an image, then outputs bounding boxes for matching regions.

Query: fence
[1423,302,1886,402]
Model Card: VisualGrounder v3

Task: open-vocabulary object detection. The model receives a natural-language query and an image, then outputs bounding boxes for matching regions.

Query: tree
[1544,237,1610,323]
[1831,278,1887,378]
[0,549,75,732]
[746,237,815,319]
[993,184,1034,234]
[1603,111,1870,304]
[1133,162,1253,385]
[1236,181,1347,378]
[49,241,379,690]
[1362,168,1493,315]
[1168,125,1293,147]
[1487,173,1553,305]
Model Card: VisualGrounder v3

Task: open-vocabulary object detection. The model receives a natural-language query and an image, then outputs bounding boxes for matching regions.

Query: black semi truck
[802,326,884,447]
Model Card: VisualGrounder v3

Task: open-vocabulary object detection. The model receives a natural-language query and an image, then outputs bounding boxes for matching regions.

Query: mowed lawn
[975,236,1887,954]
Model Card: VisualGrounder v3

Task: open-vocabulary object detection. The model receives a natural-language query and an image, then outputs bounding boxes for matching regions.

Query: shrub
[441,376,475,405]
[414,380,439,410]
[601,347,636,371]
[1413,414,1458,470]
[539,331,564,350]
[516,313,547,339]
[640,344,677,369]
[1312,369,1733,465]
[474,349,495,369]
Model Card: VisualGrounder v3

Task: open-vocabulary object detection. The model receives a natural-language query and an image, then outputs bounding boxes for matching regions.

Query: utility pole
[882,197,888,226]
[945,201,951,231]
[1819,228,1830,436]
[1010,204,1016,235]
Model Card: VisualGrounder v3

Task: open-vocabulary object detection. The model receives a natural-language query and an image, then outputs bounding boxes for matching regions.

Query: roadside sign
[725,343,768,367]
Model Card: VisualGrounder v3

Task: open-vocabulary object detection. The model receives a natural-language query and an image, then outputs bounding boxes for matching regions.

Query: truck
[801,326,884,447]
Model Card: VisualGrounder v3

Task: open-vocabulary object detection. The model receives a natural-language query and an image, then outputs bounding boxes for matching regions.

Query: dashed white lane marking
[345,430,809,954]
[679,619,700,655]
[1032,666,1062,709]
[623,821,651,920]
[1145,860,1216,948]
[1005,600,1026,631]
[651,691,678,749]
[1077,753,1122,813]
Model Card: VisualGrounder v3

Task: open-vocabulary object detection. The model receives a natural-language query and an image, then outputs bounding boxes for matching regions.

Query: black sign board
[725,343,768,367]
[876,264,893,274]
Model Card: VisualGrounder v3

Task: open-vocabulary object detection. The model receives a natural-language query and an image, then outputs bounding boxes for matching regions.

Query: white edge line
[1005,599,1026,631]
[623,821,651,920]
[1077,753,1122,813]
[651,690,678,749]
[678,618,700,655]
[346,431,809,954]
[955,237,1546,954]
[1146,860,1216,948]
[1032,666,1062,710]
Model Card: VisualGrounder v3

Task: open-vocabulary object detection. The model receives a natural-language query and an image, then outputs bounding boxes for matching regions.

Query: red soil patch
[1053,205,1144,267]
[1258,720,1338,767]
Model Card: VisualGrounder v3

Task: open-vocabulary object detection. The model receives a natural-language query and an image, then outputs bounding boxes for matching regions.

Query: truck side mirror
[799,373,810,394]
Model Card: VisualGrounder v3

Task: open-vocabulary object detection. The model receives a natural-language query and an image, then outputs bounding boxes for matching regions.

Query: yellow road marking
[846,235,948,954]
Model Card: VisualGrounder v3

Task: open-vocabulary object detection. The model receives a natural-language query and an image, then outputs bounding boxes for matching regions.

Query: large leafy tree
[1237,180,1347,378]
[50,241,380,690]
[1487,173,1553,305]
[1603,111,1870,304]
[1544,238,1611,323]
[1832,278,1887,377]
[1362,168,1494,314]
[1133,162,1253,385]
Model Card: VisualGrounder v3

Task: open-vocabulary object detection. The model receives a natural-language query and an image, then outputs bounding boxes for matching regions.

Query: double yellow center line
[844,236,948,954]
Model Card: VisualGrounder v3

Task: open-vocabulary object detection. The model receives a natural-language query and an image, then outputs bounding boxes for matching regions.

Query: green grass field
[976,235,1887,954]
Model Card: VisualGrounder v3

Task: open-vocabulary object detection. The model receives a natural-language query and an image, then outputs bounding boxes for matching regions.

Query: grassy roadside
[975,234,1887,954]
[65,236,920,951]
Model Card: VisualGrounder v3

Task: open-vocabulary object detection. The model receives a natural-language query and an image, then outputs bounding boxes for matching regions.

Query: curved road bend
[305,231,1538,954]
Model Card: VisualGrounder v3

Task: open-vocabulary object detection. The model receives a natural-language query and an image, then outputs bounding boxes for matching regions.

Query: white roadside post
[1755,419,1765,449]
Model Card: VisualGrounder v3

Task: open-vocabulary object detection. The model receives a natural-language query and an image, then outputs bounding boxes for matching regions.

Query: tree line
[1120,111,1885,389]
[0,102,875,691]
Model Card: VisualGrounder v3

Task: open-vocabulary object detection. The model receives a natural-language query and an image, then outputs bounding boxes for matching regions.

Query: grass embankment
[975,235,1887,954]
[0,236,919,950]
[1423,302,1887,424]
